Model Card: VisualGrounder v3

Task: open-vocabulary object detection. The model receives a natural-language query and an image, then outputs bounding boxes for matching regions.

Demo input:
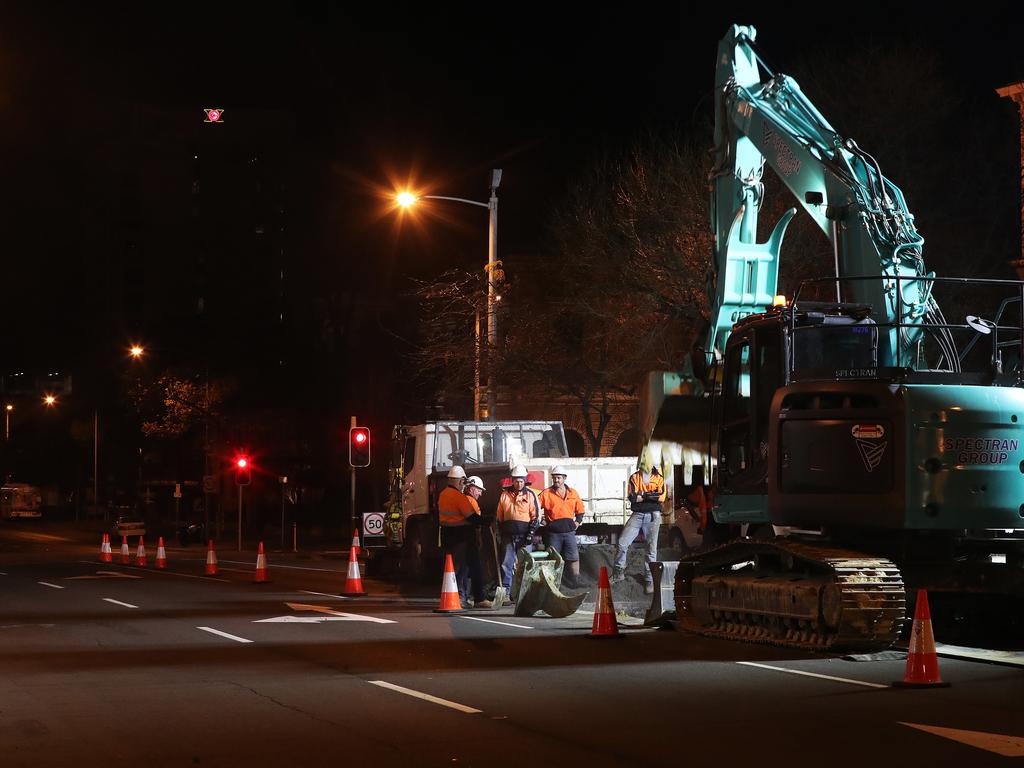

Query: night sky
[1,6,1023,457]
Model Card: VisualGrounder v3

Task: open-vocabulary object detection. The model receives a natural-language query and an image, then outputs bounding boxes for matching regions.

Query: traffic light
[349,427,371,467]
[234,456,252,486]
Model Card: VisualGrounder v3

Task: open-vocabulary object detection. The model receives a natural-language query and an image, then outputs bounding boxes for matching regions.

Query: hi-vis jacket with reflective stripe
[538,486,585,523]
[496,487,540,525]
[629,469,667,502]
[438,485,479,526]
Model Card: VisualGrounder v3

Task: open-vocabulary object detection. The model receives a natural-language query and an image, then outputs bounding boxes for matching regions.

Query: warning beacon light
[234,455,252,486]
[349,426,371,468]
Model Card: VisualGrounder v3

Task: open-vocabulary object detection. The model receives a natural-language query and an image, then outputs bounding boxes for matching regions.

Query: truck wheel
[400,525,425,583]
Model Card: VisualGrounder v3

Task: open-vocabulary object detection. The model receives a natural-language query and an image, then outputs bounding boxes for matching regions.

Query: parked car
[112,515,146,538]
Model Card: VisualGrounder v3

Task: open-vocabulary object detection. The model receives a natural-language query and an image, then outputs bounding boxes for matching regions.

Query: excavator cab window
[720,339,752,488]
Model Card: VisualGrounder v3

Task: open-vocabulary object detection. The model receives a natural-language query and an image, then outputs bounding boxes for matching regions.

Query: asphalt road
[2,523,1023,767]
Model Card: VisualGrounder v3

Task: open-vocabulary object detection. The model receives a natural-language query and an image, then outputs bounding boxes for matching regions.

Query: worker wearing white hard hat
[496,464,540,594]
[437,464,487,607]
[538,465,586,588]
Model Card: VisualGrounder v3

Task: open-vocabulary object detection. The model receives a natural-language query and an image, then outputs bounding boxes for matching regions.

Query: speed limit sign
[362,512,385,541]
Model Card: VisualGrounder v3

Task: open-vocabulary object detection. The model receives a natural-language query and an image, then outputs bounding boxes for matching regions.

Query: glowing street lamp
[129,345,145,359]
[394,169,503,420]
[4,404,11,441]
[43,395,56,407]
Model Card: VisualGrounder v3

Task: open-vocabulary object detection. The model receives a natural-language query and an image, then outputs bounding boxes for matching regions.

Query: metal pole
[350,416,357,543]
[94,409,100,521]
[486,177,499,421]
[280,479,287,550]
[474,308,481,421]
[5,409,9,441]
[237,486,243,552]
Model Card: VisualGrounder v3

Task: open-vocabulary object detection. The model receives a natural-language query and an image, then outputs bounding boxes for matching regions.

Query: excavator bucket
[511,548,586,618]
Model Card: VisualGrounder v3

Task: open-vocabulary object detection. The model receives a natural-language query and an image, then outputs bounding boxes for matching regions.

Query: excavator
[666,25,1024,651]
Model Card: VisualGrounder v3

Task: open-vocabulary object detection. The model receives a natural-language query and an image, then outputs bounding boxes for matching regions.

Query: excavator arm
[707,24,951,369]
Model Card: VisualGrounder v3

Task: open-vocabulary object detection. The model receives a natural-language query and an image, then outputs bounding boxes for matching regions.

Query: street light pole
[397,169,502,420]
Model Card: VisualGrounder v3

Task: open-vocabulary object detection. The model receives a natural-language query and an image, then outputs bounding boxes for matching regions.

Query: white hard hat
[447,466,467,480]
[466,475,485,490]
[510,464,528,478]
[551,465,568,477]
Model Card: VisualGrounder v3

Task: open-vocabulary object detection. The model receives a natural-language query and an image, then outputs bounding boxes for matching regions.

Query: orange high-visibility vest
[538,486,584,522]
[496,488,539,524]
[438,486,478,526]
[629,470,666,502]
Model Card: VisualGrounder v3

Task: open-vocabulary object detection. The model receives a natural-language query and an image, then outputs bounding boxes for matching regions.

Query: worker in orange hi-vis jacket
[613,448,666,594]
[496,464,540,594]
[538,465,586,589]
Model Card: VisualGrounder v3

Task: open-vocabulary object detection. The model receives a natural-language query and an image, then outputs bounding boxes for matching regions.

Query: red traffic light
[349,427,371,468]
[204,107,225,123]
[234,455,252,486]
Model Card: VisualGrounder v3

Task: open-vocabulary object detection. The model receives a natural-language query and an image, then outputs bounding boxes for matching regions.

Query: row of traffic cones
[100,533,167,568]
[98,532,367,593]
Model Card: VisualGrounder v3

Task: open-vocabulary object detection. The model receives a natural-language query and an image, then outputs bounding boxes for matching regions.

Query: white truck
[365,420,638,580]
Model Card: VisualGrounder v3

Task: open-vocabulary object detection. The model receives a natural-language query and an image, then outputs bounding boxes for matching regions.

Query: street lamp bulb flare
[129,345,144,358]
[43,395,56,406]
[397,191,417,208]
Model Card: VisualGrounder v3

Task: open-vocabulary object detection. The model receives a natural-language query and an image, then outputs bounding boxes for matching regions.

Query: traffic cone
[204,539,218,576]
[100,533,112,563]
[341,546,366,597]
[351,529,361,556]
[432,554,463,613]
[135,536,147,567]
[253,541,269,583]
[155,537,167,569]
[894,589,950,688]
[120,536,130,565]
[589,566,623,638]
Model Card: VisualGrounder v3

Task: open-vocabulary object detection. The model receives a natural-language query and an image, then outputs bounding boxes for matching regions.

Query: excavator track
[674,539,906,652]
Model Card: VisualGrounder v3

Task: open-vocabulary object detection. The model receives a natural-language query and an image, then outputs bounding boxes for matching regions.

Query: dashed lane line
[300,590,351,599]
[102,598,138,609]
[77,561,229,582]
[38,582,64,589]
[456,615,535,630]
[736,661,888,689]
[197,626,253,644]
[367,681,482,714]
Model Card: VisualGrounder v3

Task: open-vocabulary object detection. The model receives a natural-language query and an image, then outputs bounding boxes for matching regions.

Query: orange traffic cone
[894,589,950,687]
[100,533,112,563]
[120,536,131,565]
[155,537,167,569]
[204,539,218,576]
[135,536,147,567]
[351,529,361,556]
[433,554,463,613]
[341,546,366,597]
[253,541,269,583]
[589,566,623,638]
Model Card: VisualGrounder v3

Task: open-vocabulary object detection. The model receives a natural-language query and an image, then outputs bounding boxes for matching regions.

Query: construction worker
[438,466,492,608]
[538,465,585,589]
[496,464,540,594]
[612,448,666,594]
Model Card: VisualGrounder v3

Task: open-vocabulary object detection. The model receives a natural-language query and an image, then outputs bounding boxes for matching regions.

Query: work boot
[472,599,493,609]
[644,582,655,595]
[610,567,625,584]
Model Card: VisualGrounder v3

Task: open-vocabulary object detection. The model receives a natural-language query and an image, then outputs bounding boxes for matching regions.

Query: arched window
[564,429,586,457]
[611,428,641,457]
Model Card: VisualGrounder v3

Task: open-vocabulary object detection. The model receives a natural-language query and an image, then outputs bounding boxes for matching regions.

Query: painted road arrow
[900,722,1024,757]
[254,602,395,624]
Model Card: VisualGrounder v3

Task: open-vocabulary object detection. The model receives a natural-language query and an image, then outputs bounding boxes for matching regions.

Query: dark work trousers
[441,524,484,602]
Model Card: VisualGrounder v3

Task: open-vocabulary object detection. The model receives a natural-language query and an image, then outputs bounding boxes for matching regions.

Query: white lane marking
[38,582,64,589]
[367,681,482,714]
[0,572,7,575]
[456,615,535,630]
[197,626,253,644]
[736,661,888,689]
[300,590,351,599]
[76,561,229,582]
[900,722,1024,757]
[102,598,138,609]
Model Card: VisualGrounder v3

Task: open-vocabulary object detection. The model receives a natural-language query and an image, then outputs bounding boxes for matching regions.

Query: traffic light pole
[350,416,357,542]
[238,486,243,552]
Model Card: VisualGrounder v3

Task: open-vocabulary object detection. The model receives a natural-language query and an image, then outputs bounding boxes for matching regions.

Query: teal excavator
[668,25,1024,650]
